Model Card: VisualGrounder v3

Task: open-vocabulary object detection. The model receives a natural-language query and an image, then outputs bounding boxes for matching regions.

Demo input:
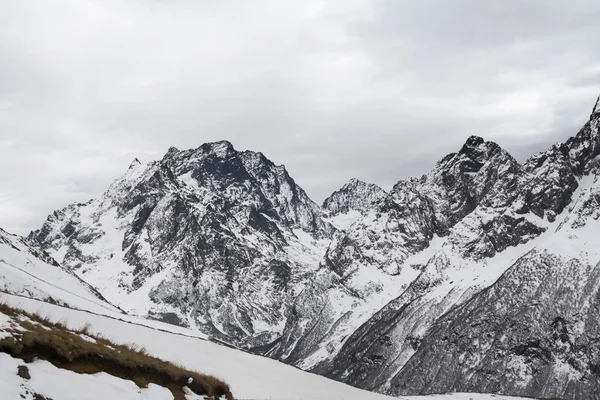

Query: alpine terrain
[26,95,600,399]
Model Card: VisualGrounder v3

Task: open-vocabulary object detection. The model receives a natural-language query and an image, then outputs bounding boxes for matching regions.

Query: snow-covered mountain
[29,141,333,348]
[27,95,600,399]
[387,143,600,398]
[315,101,600,399]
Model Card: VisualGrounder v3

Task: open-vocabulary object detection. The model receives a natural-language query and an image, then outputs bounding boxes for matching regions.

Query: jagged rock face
[391,254,600,400]
[416,136,521,232]
[318,105,600,397]
[263,136,531,372]
[390,177,600,399]
[567,116,600,175]
[163,143,328,236]
[327,135,521,275]
[29,141,332,347]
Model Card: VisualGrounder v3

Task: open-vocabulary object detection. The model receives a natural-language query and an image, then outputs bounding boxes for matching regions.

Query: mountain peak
[128,158,142,169]
[433,136,507,175]
[343,178,367,188]
[592,95,600,117]
[212,139,234,148]
[200,140,235,158]
[563,96,600,174]
[338,178,384,194]
[163,146,180,161]
[323,178,387,216]
[459,135,501,155]
[463,135,485,147]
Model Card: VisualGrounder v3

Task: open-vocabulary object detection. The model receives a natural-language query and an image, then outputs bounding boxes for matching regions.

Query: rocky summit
[28,96,600,399]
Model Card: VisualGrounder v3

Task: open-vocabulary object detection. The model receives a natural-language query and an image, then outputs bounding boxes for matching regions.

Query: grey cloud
[1,0,599,234]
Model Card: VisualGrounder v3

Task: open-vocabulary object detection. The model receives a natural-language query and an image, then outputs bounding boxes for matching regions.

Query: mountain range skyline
[2,117,596,237]
[4,2,600,399]
[2,0,600,235]
[16,94,600,399]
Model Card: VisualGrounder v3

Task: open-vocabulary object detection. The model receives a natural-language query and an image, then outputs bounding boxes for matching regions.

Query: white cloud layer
[1,0,600,234]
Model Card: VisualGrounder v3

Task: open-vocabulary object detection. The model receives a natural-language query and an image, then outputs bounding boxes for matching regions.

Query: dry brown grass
[78,322,92,336]
[0,301,233,400]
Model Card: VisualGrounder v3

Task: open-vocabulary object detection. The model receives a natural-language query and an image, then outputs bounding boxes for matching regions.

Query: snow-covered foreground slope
[0,299,228,399]
[0,292,528,400]
[0,353,173,400]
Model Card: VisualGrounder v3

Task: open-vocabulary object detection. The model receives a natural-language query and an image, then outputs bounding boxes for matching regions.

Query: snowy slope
[0,226,213,341]
[0,353,173,400]
[0,292,528,400]
[0,227,119,314]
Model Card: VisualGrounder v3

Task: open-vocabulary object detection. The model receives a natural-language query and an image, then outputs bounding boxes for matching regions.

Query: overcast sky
[1,0,600,235]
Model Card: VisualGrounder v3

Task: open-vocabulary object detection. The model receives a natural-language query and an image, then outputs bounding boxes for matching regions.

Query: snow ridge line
[0,258,118,313]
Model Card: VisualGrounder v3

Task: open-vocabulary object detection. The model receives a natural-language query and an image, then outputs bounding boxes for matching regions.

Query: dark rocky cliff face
[29,97,600,399]
[391,252,600,400]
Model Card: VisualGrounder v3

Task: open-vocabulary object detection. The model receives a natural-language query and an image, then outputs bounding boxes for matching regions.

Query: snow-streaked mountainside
[26,95,600,399]
[0,292,530,400]
[30,142,332,348]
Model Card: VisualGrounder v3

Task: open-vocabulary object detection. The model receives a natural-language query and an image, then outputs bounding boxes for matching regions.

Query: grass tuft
[17,365,31,380]
[77,322,92,336]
